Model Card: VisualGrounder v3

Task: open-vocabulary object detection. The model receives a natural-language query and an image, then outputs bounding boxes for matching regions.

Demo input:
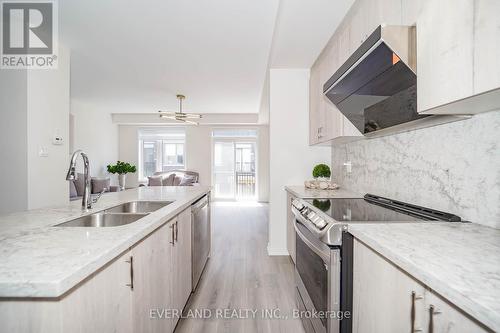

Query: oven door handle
[294,220,331,262]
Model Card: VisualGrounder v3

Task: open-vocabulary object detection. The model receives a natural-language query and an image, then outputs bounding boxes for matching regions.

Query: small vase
[118,174,126,190]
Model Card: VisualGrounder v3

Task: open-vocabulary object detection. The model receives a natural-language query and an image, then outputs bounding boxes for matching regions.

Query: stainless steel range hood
[323,25,465,136]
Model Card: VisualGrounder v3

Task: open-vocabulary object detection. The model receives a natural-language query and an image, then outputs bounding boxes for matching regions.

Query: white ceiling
[269,0,354,68]
[60,0,353,115]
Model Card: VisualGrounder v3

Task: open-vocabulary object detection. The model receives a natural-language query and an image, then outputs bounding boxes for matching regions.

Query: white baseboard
[267,244,289,256]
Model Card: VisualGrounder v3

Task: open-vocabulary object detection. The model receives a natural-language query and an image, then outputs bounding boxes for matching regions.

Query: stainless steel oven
[291,194,461,333]
[294,210,341,333]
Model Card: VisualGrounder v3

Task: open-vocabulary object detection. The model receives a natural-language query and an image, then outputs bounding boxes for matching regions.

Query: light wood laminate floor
[175,202,305,333]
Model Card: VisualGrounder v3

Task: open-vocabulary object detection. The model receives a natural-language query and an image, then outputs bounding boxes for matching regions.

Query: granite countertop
[0,186,210,298]
[285,185,362,199]
[348,222,500,331]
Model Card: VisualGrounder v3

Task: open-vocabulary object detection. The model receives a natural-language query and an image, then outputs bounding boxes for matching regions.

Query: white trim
[267,244,289,256]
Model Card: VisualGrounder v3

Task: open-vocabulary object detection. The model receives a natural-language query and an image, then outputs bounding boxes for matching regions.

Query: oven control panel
[292,199,328,231]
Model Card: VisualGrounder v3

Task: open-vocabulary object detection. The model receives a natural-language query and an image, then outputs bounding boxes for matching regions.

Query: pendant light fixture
[158,94,202,125]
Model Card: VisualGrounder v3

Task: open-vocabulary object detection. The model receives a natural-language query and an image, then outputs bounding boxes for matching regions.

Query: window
[138,128,186,180]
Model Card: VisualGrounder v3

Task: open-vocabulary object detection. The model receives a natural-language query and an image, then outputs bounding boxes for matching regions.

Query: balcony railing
[236,172,256,198]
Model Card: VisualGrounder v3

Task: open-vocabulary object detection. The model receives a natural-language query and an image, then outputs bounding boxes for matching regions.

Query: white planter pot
[118,174,126,190]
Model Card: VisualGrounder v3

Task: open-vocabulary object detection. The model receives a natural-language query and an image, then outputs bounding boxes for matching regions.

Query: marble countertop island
[0,186,210,298]
[285,185,362,199]
[348,222,500,331]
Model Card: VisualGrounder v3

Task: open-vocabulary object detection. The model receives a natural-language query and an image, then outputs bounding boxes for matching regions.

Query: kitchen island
[0,186,210,333]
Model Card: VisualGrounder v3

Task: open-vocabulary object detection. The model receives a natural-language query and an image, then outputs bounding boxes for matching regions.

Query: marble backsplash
[331,110,500,228]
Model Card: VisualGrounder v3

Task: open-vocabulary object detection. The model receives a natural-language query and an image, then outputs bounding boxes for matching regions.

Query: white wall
[26,48,70,209]
[0,48,70,213]
[118,124,270,202]
[117,125,139,188]
[0,70,28,213]
[71,100,119,182]
[268,69,331,255]
[257,126,270,202]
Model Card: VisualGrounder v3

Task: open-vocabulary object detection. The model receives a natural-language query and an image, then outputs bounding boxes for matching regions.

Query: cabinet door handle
[411,291,423,332]
[428,305,441,333]
[175,221,178,243]
[170,223,175,245]
[125,256,134,290]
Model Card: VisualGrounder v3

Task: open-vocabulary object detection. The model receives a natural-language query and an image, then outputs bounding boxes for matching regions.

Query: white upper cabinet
[417,0,500,114]
[349,0,402,53]
[417,0,474,113]
[309,0,408,146]
[309,59,359,146]
[473,0,500,94]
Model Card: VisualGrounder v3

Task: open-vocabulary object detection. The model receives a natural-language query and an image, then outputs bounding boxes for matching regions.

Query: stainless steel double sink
[55,201,172,227]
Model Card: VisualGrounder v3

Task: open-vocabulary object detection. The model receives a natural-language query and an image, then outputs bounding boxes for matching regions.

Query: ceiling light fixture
[158,94,202,125]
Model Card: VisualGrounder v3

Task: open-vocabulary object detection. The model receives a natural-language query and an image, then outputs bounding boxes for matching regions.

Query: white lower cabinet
[171,207,192,328]
[61,250,133,333]
[0,250,134,333]
[423,292,489,333]
[132,208,192,332]
[0,207,193,333]
[131,219,174,333]
[353,239,426,333]
[353,239,491,333]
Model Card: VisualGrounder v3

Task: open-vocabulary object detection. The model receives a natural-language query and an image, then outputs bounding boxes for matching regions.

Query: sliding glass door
[212,129,258,200]
[213,141,236,199]
[234,142,256,199]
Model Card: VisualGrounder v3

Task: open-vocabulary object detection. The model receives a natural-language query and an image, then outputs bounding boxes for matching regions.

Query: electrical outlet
[53,129,63,145]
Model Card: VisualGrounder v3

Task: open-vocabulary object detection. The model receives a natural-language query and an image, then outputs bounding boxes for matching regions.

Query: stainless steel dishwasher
[191,194,210,291]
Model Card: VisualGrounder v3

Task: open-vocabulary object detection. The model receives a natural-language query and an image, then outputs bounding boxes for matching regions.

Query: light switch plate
[38,146,49,157]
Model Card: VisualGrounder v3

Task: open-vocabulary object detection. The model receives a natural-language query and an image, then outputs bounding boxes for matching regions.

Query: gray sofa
[147,170,199,186]
[70,174,114,201]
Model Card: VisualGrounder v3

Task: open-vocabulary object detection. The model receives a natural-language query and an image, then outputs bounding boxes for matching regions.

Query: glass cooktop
[304,198,427,222]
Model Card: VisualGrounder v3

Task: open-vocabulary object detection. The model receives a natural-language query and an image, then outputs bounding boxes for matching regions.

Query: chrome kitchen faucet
[66,150,104,211]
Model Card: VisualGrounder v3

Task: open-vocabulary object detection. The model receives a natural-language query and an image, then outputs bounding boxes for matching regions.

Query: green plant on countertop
[107,161,137,175]
[312,164,331,179]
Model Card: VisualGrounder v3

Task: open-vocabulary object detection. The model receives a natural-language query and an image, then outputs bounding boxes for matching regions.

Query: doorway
[212,129,258,201]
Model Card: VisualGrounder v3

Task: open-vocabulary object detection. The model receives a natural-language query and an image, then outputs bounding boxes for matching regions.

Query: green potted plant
[107,161,137,190]
[312,164,331,180]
